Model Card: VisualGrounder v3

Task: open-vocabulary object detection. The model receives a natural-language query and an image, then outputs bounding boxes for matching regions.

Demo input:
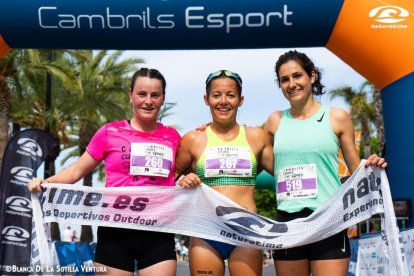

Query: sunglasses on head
[205,70,243,88]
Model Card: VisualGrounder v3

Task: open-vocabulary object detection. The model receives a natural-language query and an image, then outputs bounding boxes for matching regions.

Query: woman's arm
[263,111,282,144]
[28,151,101,192]
[331,108,386,174]
[174,131,202,188]
[260,131,274,175]
[248,128,274,175]
[331,108,361,174]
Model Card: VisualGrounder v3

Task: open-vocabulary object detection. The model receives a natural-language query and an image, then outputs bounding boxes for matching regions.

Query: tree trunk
[0,80,10,172]
[79,122,95,243]
[44,143,61,241]
[361,119,371,159]
[373,86,385,156]
[80,171,93,243]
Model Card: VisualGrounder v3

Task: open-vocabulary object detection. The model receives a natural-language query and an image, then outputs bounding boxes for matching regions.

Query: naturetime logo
[17,138,43,159]
[2,226,30,242]
[6,196,32,218]
[369,5,409,29]
[10,166,34,185]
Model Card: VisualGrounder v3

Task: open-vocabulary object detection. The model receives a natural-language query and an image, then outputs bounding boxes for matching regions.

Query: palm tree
[9,50,179,242]
[330,82,376,158]
[372,85,385,156]
[59,50,143,242]
[9,50,80,143]
[158,101,181,131]
[0,51,18,170]
[8,49,82,240]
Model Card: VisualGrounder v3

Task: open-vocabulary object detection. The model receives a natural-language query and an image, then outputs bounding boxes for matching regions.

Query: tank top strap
[205,125,247,146]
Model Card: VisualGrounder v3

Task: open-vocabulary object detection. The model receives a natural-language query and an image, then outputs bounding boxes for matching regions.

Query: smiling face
[204,77,244,125]
[278,60,316,105]
[129,76,165,124]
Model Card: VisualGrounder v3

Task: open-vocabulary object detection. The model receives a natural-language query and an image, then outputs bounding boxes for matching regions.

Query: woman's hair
[275,50,325,96]
[130,68,167,95]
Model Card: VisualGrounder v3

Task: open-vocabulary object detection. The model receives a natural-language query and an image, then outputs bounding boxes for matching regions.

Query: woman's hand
[27,177,46,192]
[177,173,201,189]
[365,154,387,169]
[195,122,211,131]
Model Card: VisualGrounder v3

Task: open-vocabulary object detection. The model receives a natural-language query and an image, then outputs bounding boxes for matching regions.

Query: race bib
[130,143,173,177]
[204,146,252,177]
[277,164,317,200]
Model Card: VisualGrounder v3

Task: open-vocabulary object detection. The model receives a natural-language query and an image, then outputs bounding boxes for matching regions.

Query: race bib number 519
[277,164,317,200]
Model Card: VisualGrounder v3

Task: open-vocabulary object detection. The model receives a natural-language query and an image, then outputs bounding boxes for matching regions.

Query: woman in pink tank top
[28,68,180,276]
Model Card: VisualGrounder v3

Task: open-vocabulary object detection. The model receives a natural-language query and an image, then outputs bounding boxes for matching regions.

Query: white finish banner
[30,161,408,275]
[355,228,414,275]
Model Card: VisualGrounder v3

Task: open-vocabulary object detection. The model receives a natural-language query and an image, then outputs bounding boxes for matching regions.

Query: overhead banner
[0,129,58,271]
[30,161,408,275]
[0,0,342,50]
[1,0,413,239]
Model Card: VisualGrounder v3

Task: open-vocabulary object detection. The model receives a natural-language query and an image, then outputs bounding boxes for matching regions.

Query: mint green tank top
[195,125,257,186]
[274,105,340,212]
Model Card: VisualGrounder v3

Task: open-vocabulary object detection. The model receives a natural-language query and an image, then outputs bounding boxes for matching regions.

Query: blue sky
[123,47,366,135]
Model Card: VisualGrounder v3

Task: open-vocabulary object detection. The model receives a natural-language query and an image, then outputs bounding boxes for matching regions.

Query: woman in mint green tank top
[175,70,274,276]
[263,51,387,276]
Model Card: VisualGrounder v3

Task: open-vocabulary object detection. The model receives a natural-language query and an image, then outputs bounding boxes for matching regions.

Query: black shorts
[94,227,176,272]
[272,209,350,261]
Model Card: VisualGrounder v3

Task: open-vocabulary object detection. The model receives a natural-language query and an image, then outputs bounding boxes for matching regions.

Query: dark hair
[130,68,166,95]
[205,70,242,96]
[275,50,325,96]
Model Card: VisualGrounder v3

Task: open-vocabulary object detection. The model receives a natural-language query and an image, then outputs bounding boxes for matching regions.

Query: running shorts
[272,208,350,261]
[94,226,176,271]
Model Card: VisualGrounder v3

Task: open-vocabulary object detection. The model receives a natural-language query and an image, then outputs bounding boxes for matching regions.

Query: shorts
[94,226,176,271]
[272,208,350,261]
[202,238,236,260]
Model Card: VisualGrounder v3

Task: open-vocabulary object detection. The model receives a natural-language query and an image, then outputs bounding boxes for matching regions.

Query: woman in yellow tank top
[175,70,274,276]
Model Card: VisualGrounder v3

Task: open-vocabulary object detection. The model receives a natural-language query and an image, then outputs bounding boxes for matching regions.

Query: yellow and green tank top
[195,125,257,186]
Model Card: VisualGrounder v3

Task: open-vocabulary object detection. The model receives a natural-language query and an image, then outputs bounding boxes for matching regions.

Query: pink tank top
[86,120,181,187]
